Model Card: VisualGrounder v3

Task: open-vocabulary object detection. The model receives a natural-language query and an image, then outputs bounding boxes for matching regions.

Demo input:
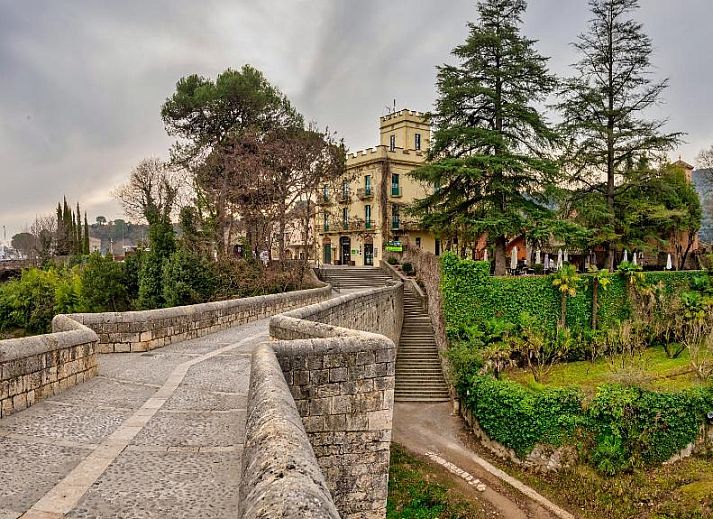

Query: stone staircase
[320,266,394,289]
[319,266,449,402]
[395,288,450,402]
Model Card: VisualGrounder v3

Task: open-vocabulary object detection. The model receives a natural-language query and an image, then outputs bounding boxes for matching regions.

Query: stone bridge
[0,270,404,518]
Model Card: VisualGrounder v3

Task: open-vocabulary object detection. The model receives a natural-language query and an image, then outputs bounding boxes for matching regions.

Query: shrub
[401,262,414,274]
[123,251,143,306]
[0,267,82,334]
[386,256,399,265]
[162,249,217,307]
[137,250,165,310]
[81,253,129,312]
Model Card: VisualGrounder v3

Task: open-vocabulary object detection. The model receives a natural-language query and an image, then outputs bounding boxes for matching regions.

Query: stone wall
[66,285,332,353]
[241,284,403,518]
[239,344,340,519]
[267,283,403,519]
[0,315,98,418]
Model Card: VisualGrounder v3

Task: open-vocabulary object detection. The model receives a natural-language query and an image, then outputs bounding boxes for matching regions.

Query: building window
[416,237,421,248]
[322,184,329,201]
[365,205,372,229]
[364,175,371,196]
[342,207,349,229]
[392,205,400,229]
[389,134,396,151]
[415,133,421,150]
[391,173,400,196]
[341,180,349,201]
[323,213,329,232]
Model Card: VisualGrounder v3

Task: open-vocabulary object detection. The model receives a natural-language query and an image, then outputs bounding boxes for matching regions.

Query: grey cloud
[1,0,711,237]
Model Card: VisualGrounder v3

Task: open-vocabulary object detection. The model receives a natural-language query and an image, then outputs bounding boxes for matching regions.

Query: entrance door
[364,244,374,266]
[340,237,351,265]
[323,244,332,264]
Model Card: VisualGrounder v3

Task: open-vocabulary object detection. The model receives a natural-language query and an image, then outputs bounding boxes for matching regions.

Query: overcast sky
[1,0,712,239]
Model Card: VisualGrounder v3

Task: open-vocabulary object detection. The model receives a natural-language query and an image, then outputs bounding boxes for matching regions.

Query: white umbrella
[623,249,628,263]
[666,253,672,270]
[544,253,550,270]
[563,249,569,263]
[584,253,590,270]
[510,246,518,271]
[632,252,637,266]
[535,249,541,264]
[483,249,488,262]
[557,249,563,270]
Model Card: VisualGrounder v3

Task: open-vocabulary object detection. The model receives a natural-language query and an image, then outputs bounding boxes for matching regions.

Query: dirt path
[393,402,577,519]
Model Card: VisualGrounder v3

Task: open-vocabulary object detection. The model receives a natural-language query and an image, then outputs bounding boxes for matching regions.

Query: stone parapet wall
[261,283,403,519]
[0,315,98,418]
[239,344,340,519]
[66,285,332,354]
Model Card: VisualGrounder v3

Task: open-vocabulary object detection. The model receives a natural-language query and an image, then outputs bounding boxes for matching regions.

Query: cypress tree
[409,0,559,275]
[84,212,90,254]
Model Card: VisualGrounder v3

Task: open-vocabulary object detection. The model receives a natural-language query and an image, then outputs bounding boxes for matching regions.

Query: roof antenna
[393,99,397,114]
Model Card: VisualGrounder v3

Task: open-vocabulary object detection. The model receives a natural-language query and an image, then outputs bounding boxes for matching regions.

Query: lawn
[506,345,709,393]
[387,443,490,519]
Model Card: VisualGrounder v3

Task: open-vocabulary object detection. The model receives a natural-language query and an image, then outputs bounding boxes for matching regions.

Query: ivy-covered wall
[440,253,701,333]
[462,375,713,474]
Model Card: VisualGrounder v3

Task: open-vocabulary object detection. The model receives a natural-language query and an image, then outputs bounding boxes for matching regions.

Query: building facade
[316,109,439,266]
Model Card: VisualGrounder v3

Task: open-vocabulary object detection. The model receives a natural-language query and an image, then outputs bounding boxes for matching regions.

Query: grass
[506,345,709,393]
[499,451,713,519]
[387,443,489,519]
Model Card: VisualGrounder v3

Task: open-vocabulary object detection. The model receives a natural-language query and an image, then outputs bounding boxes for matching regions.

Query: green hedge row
[462,375,713,473]
[440,253,700,332]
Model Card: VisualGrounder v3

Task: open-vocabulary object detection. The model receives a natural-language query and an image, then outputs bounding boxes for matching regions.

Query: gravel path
[0,319,269,519]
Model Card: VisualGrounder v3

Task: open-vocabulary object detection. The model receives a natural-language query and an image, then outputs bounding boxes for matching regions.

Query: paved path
[0,319,269,519]
[393,402,575,519]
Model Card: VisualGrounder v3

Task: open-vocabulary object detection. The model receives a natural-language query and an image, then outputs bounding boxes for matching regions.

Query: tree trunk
[494,236,507,276]
[560,293,567,328]
[592,278,599,330]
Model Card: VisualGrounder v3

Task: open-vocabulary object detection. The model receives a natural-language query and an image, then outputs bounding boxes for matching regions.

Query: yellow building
[317,109,439,266]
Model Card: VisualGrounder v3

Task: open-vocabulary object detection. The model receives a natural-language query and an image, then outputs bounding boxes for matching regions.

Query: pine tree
[409,0,559,275]
[558,0,681,268]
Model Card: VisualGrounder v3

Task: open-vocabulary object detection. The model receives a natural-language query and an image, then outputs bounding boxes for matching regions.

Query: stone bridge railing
[240,283,403,519]
[0,281,331,418]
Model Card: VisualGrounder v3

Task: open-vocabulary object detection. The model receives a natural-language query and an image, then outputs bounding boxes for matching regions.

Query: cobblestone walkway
[0,319,269,519]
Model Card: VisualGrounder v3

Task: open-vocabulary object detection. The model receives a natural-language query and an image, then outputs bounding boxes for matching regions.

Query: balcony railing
[357,187,373,199]
[390,186,402,197]
[317,195,332,206]
[338,190,351,203]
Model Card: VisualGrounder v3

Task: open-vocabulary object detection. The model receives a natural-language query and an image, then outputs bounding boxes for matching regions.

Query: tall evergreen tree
[83,212,90,254]
[558,0,681,268]
[76,202,82,255]
[409,0,559,275]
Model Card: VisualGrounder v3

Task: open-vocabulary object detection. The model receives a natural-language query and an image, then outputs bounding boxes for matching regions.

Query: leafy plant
[552,264,581,327]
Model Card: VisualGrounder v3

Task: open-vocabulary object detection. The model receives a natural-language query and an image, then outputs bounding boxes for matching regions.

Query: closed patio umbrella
[557,249,563,269]
[535,249,541,264]
[544,254,550,270]
[563,249,569,263]
[483,249,488,262]
[623,249,628,263]
[666,253,672,270]
[511,246,518,271]
[632,252,637,266]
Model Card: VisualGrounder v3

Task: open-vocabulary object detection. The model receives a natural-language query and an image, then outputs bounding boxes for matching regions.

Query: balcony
[390,186,402,198]
[390,220,420,232]
[391,218,401,230]
[357,187,373,200]
[338,190,351,203]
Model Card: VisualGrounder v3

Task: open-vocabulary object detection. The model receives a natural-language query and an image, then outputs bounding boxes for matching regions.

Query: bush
[81,253,129,312]
[123,251,143,306]
[386,256,399,265]
[459,374,712,474]
[162,249,217,307]
[137,250,165,310]
[0,267,82,334]
[401,262,414,275]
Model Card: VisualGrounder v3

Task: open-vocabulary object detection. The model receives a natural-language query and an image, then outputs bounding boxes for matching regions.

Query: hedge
[440,252,701,333]
[461,374,713,473]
